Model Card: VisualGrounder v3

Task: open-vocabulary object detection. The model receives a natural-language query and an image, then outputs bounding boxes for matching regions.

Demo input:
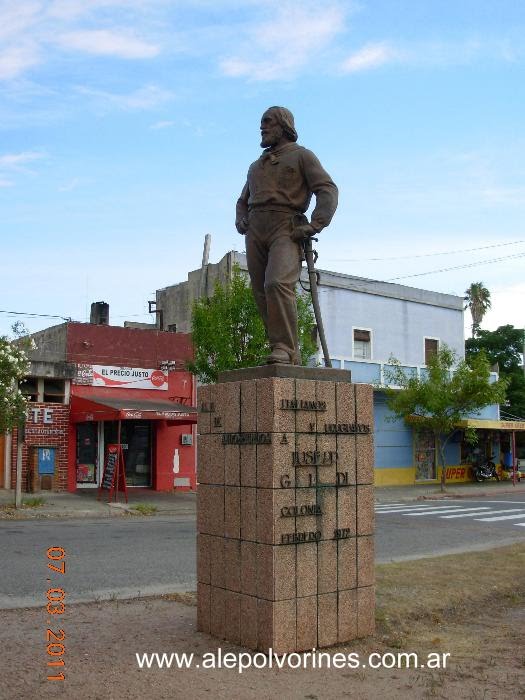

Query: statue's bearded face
[260,111,284,148]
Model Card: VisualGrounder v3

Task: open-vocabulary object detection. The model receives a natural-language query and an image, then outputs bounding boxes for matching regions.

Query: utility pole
[14,419,25,508]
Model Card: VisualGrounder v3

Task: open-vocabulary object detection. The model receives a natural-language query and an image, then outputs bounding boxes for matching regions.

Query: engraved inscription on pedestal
[197,374,375,653]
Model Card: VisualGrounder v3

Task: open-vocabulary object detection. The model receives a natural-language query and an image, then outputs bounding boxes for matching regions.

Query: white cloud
[150,120,175,130]
[482,283,525,332]
[341,42,400,73]
[0,150,46,170]
[220,2,345,81]
[58,178,80,192]
[0,44,41,80]
[341,37,523,74]
[439,149,525,208]
[0,0,162,81]
[220,58,250,77]
[0,150,46,184]
[47,0,120,21]
[479,186,525,206]
[56,30,159,59]
[76,84,174,111]
[0,1,42,42]
[47,0,162,21]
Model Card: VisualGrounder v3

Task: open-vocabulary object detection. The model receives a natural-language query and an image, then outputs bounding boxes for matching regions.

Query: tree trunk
[438,437,447,493]
[14,421,25,508]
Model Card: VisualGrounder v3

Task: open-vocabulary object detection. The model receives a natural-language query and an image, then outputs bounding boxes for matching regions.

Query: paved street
[375,494,525,562]
[2,492,525,609]
[1,515,196,609]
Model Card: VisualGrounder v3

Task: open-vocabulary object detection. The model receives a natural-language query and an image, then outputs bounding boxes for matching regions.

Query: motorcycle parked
[471,454,500,482]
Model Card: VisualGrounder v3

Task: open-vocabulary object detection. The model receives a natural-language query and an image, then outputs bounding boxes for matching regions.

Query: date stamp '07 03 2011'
[46,547,66,681]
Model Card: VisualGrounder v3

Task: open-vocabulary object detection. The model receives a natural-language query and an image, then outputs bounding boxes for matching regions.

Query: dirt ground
[3,545,525,700]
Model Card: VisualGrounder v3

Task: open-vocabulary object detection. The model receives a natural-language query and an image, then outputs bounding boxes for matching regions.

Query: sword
[301,235,332,369]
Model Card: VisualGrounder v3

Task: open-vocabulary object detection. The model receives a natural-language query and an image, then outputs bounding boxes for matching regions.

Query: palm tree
[464,282,491,337]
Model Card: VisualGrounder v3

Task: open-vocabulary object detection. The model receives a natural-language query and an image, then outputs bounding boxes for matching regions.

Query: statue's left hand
[291,223,316,242]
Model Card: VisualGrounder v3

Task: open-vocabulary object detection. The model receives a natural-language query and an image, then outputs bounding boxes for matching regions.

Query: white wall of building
[317,272,465,366]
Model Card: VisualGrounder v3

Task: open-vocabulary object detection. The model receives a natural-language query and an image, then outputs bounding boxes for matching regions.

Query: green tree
[383,345,508,491]
[296,292,318,367]
[189,264,317,383]
[466,324,525,419]
[0,326,34,433]
[464,282,491,337]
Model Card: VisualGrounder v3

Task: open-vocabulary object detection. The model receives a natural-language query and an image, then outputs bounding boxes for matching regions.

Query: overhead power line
[326,239,524,262]
[112,313,152,319]
[387,251,525,281]
[0,310,72,321]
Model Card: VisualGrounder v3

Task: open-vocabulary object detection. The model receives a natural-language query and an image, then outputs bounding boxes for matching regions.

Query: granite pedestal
[196,366,375,653]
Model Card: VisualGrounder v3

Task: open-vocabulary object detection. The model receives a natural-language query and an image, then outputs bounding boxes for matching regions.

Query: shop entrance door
[104,421,152,487]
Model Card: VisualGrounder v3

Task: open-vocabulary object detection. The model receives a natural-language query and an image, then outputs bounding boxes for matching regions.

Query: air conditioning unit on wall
[181,434,193,446]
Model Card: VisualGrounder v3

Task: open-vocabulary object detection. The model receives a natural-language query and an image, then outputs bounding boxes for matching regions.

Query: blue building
[315,269,512,485]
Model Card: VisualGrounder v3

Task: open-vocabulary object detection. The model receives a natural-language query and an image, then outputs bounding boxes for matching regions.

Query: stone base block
[197,371,375,652]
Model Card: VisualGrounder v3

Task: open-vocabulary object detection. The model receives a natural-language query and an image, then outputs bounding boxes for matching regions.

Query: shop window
[424,338,439,365]
[43,378,66,403]
[353,329,371,360]
[20,377,38,402]
[76,422,98,484]
[461,430,495,466]
[414,430,437,481]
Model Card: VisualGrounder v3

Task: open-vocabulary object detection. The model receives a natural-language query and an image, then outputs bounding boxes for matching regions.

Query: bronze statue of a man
[236,106,338,365]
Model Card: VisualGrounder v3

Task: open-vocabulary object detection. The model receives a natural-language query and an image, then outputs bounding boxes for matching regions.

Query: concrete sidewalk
[1,478,524,520]
[0,487,196,520]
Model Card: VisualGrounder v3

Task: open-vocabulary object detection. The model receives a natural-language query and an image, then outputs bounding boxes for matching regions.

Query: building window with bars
[353,329,372,360]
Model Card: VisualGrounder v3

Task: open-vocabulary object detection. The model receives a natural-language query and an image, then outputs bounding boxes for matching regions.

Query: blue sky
[1,0,524,338]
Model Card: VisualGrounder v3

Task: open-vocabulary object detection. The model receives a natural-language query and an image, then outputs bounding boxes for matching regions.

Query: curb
[373,483,525,505]
[421,486,525,501]
[0,506,197,520]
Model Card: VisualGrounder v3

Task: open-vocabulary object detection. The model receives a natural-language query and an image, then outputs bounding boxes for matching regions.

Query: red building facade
[7,321,197,493]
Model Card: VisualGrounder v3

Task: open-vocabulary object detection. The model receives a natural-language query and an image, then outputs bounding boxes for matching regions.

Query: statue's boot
[266,347,293,365]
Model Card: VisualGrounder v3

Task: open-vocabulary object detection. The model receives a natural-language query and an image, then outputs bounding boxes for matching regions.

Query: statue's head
[260,106,298,149]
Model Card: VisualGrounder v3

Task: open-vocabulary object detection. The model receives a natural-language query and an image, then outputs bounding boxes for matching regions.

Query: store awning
[70,395,197,423]
[458,419,525,432]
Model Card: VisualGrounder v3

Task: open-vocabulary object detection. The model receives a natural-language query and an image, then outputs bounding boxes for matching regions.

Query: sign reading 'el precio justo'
[92,365,168,390]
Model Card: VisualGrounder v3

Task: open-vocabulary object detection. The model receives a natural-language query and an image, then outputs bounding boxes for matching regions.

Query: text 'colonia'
[280,504,323,517]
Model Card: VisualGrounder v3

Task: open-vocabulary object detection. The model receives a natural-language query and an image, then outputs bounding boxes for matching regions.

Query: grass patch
[22,497,46,508]
[1,498,47,513]
[161,591,197,606]
[130,504,158,516]
[375,543,525,650]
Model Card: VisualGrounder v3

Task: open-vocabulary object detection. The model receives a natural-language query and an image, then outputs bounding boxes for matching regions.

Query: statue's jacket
[236,142,338,234]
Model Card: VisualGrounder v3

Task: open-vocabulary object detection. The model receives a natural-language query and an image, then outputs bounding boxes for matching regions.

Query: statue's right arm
[235,181,250,234]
